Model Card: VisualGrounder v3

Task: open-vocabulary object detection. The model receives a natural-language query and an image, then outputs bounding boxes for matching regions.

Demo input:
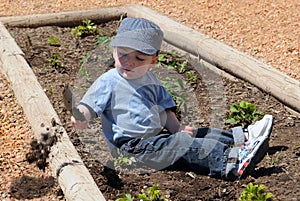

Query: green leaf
[226,101,264,128]
[230,104,240,113]
[116,193,135,201]
[239,182,273,201]
[265,193,273,200]
[225,118,238,125]
[239,100,248,108]
[138,194,148,201]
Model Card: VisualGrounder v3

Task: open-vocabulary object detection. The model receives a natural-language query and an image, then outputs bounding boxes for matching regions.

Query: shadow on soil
[268,145,288,155]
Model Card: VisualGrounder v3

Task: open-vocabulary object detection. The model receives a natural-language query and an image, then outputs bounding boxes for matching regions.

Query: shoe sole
[249,115,273,141]
[238,136,269,178]
[249,115,273,165]
[251,115,272,164]
[261,115,273,139]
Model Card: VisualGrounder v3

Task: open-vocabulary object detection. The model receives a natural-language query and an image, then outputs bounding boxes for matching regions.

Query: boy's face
[113,47,157,80]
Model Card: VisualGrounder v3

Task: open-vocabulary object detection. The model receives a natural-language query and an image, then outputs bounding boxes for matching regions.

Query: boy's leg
[120,132,196,171]
[119,117,272,180]
[194,127,245,146]
[119,132,238,179]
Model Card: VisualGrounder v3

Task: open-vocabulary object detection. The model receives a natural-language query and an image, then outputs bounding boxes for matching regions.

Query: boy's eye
[136,56,145,61]
[118,52,127,57]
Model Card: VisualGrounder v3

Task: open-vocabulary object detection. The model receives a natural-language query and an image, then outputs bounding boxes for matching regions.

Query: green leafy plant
[48,53,63,68]
[79,53,91,67]
[266,150,282,166]
[138,184,166,201]
[157,51,179,65]
[78,53,92,82]
[225,100,264,128]
[239,182,273,201]
[116,184,166,201]
[47,88,55,95]
[157,51,189,74]
[176,60,189,74]
[161,77,189,117]
[114,155,136,168]
[71,19,98,39]
[96,30,113,46]
[47,37,61,46]
[116,194,135,201]
[157,51,199,87]
[186,70,199,85]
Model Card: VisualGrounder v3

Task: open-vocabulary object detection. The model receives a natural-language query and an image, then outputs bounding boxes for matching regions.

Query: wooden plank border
[0,7,126,27]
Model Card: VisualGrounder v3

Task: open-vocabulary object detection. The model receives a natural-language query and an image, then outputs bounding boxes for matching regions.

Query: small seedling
[186,70,199,85]
[157,51,189,74]
[47,37,61,46]
[79,53,90,67]
[239,182,273,201]
[96,35,112,45]
[47,88,55,95]
[157,51,199,87]
[161,77,189,117]
[116,194,135,201]
[176,60,189,74]
[96,30,113,46]
[139,184,166,201]
[113,155,136,168]
[157,51,179,64]
[266,150,282,166]
[116,184,166,201]
[48,53,63,68]
[79,53,92,82]
[225,100,264,128]
[71,19,98,39]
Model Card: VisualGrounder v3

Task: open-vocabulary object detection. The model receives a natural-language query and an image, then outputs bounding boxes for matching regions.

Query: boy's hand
[70,105,91,130]
[179,125,194,136]
[72,107,86,121]
[71,115,88,130]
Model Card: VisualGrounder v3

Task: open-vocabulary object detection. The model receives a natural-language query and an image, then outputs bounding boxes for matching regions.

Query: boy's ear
[151,56,158,64]
[113,48,118,60]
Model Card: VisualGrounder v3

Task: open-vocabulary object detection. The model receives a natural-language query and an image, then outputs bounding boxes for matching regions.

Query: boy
[71,18,273,180]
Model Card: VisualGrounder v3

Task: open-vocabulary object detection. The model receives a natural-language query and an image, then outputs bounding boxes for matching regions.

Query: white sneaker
[237,135,269,178]
[246,114,273,141]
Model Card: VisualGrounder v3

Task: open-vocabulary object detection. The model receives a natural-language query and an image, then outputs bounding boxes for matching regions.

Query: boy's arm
[164,109,194,135]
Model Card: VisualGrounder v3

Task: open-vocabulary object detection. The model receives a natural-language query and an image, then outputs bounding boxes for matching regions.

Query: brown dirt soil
[0,1,299,201]
[3,19,300,201]
[0,73,64,200]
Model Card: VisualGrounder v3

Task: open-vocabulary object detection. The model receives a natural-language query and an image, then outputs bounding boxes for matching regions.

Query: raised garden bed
[1,5,300,201]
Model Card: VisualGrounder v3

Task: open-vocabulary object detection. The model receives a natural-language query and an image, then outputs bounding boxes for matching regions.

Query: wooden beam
[0,21,106,201]
[0,7,126,27]
[125,4,300,114]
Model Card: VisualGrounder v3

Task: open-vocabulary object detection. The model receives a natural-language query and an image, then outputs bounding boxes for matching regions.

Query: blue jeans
[119,127,245,180]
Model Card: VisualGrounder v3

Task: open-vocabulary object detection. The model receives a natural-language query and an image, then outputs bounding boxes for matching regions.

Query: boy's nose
[121,55,135,69]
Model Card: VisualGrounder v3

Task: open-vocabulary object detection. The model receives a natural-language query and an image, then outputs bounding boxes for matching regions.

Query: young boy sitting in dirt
[71,17,273,180]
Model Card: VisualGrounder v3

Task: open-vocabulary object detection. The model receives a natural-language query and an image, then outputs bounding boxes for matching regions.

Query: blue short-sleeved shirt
[80,68,176,143]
